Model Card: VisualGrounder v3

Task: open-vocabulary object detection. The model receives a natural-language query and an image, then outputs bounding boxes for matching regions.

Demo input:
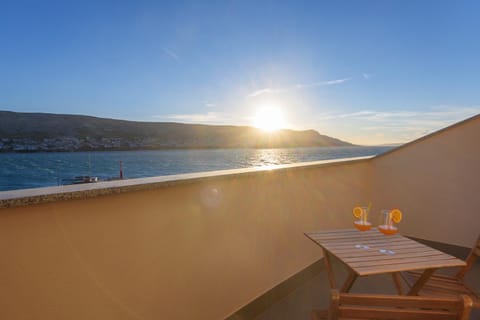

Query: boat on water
[62,176,99,185]
[61,161,123,185]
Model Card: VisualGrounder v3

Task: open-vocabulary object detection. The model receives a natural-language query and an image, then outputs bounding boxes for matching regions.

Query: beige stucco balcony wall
[370,115,480,247]
[0,159,371,320]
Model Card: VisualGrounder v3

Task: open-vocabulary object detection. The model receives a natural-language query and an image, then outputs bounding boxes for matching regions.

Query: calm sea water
[0,146,393,191]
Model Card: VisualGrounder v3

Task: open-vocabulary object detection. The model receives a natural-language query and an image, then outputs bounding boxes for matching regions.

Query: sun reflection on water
[250,149,292,168]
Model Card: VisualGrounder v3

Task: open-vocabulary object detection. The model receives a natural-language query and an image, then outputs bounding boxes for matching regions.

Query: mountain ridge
[0,110,353,152]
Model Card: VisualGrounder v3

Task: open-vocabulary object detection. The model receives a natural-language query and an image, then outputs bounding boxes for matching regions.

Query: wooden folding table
[305,228,466,295]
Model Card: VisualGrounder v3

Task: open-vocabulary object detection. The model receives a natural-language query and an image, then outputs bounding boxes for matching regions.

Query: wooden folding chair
[401,235,479,308]
[311,289,473,320]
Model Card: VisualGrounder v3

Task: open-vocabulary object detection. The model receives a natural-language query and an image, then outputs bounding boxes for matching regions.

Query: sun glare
[253,105,286,132]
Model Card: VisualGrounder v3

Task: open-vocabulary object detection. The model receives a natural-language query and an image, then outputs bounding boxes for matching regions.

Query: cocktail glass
[378,209,399,235]
[354,206,372,231]
[378,209,402,255]
[353,206,371,250]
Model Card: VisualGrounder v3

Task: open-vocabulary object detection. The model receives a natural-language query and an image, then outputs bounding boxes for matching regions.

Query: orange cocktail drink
[353,206,372,231]
[354,220,372,231]
[378,209,402,235]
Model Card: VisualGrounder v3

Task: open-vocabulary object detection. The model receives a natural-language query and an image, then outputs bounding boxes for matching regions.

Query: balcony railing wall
[0,159,371,320]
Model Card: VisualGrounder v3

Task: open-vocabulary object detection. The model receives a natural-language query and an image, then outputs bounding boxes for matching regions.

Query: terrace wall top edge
[372,113,480,160]
[0,156,373,209]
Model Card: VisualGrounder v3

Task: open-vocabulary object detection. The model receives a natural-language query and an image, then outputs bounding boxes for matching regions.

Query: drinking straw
[365,202,372,223]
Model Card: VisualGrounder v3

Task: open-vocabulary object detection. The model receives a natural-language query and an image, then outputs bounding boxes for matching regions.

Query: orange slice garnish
[353,206,363,218]
[390,209,402,223]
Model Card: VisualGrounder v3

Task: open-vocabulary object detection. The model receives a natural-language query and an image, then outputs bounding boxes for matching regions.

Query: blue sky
[1,1,479,145]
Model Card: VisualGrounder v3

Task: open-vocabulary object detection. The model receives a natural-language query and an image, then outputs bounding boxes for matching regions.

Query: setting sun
[253,105,286,132]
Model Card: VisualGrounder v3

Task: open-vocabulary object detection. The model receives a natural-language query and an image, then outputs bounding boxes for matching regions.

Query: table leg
[407,268,437,295]
[341,271,358,293]
[392,272,404,295]
[322,248,337,289]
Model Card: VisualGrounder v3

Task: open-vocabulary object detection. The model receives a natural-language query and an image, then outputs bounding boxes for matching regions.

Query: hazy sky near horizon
[1,1,480,145]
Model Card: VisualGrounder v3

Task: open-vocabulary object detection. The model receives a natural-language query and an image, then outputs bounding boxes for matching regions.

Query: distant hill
[0,111,353,152]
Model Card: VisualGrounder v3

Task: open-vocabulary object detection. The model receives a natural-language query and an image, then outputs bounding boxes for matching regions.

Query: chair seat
[310,309,328,320]
[402,270,480,307]
[312,290,474,320]
[311,310,359,320]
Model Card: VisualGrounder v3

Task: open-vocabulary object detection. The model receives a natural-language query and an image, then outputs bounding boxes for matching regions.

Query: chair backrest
[456,234,480,279]
[328,290,473,320]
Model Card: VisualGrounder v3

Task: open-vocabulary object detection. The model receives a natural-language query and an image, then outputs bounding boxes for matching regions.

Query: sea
[0,146,394,192]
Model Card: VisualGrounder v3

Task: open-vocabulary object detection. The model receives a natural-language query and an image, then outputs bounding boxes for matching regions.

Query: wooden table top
[305,228,466,276]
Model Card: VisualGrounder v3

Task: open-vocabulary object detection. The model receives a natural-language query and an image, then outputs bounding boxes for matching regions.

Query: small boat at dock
[62,176,99,185]
[61,161,123,185]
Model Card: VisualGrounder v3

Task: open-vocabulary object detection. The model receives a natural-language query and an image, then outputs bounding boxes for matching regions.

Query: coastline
[0,144,365,154]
